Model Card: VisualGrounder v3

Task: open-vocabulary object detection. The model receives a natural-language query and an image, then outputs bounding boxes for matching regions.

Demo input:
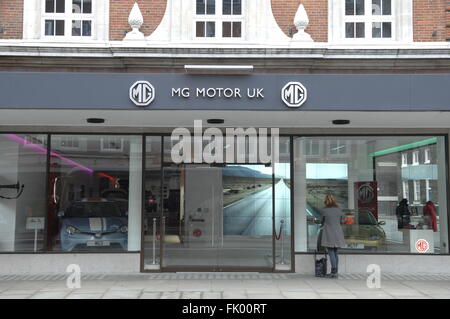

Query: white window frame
[58,136,81,150]
[41,0,94,40]
[101,137,124,152]
[329,0,412,44]
[343,0,394,40]
[402,180,409,200]
[425,179,432,202]
[193,0,245,42]
[23,135,47,147]
[304,140,320,156]
[424,148,431,164]
[327,140,349,156]
[413,180,421,202]
[401,153,408,167]
[412,150,419,166]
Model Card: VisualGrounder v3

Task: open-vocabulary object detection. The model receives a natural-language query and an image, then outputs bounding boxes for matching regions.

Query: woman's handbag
[314,250,327,277]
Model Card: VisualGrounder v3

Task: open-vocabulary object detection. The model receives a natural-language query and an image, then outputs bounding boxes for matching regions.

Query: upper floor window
[195,0,243,39]
[344,0,392,39]
[43,0,93,38]
[101,137,124,152]
[329,0,412,43]
[424,148,431,164]
[401,153,408,167]
[412,150,419,166]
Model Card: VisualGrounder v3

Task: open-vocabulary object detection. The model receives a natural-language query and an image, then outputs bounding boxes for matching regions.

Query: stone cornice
[1,42,450,71]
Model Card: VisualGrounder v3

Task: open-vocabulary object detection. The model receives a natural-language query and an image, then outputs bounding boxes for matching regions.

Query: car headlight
[368,235,381,241]
[117,226,128,233]
[66,226,81,235]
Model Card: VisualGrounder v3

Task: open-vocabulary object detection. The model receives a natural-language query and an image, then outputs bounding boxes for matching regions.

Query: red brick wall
[110,0,167,41]
[0,0,23,39]
[271,0,328,42]
[414,0,447,41]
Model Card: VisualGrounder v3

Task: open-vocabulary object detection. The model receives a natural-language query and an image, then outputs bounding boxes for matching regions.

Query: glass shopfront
[294,136,449,255]
[0,132,448,272]
[142,135,292,271]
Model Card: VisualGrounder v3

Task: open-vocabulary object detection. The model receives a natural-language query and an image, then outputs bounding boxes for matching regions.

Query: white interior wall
[0,138,19,251]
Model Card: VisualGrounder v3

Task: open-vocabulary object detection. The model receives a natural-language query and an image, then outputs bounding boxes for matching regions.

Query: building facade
[0,0,450,274]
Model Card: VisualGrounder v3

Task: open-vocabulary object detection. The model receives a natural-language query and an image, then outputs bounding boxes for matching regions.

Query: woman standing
[320,194,347,278]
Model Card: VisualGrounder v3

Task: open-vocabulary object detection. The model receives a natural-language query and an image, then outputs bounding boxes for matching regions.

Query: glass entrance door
[160,164,274,271]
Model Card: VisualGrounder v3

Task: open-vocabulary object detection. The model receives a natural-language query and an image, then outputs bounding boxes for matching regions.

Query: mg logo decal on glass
[130,81,155,107]
[358,183,375,204]
[281,82,307,108]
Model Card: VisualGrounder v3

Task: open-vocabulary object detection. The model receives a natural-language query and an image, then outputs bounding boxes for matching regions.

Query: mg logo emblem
[281,82,307,108]
[358,184,375,204]
[130,81,155,107]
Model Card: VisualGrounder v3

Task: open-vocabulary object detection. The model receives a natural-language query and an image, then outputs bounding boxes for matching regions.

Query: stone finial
[124,2,145,41]
[292,4,313,42]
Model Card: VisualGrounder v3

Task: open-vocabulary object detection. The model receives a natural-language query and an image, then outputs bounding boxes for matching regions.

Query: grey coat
[320,207,347,248]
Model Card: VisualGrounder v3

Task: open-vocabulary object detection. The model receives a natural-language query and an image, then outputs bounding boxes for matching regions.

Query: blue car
[59,199,128,251]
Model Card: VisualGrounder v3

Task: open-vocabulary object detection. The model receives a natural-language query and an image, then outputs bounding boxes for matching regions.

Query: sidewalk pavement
[0,273,450,299]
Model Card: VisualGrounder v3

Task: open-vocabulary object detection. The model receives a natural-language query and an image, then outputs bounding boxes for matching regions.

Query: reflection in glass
[48,135,142,252]
[83,0,92,14]
[382,22,391,38]
[0,134,48,252]
[223,0,231,15]
[72,20,81,36]
[372,0,381,15]
[206,22,215,37]
[46,0,55,13]
[196,0,205,15]
[143,137,162,270]
[222,22,232,37]
[206,0,215,14]
[196,22,205,37]
[345,0,354,15]
[82,21,92,36]
[345,22,354,38]
[55,20,65,36]
[294,136,448,255]
[382,0,391,15]
[355,0,364,15]
[56,0,65,13]
[73,0,81,13]
[372,22,381,38]
[45,20,55,36]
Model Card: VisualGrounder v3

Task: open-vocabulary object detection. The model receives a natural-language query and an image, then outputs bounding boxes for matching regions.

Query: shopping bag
[314,250,327,277]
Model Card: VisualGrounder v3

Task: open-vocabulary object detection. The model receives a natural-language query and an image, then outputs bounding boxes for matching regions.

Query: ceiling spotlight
[86,118,105,124]
[207,119,225,124]
[332,119,350,125]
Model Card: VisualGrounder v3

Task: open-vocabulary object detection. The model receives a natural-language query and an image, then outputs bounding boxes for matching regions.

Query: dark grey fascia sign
[2,73,450,111]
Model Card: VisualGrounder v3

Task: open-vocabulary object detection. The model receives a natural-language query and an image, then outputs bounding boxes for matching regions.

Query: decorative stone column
[292,4,313,42]
[124,2,145,41]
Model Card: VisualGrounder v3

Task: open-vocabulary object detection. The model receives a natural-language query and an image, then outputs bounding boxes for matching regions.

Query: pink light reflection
[3,134,94,175]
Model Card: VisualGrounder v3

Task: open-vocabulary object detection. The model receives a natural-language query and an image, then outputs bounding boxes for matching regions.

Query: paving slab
[178,280,212,292]
[140,292,163,299]
[319,293,358,299]
[160,291,182,299]
[0,294,32,299]
[202,292,222,299]
[223,292,248,299]
[30,291,71,299]
[66,293,104,299]
[181,291,202,299]
[102,289,142,299]
[246,293,286,299]
[281,291,321,299]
